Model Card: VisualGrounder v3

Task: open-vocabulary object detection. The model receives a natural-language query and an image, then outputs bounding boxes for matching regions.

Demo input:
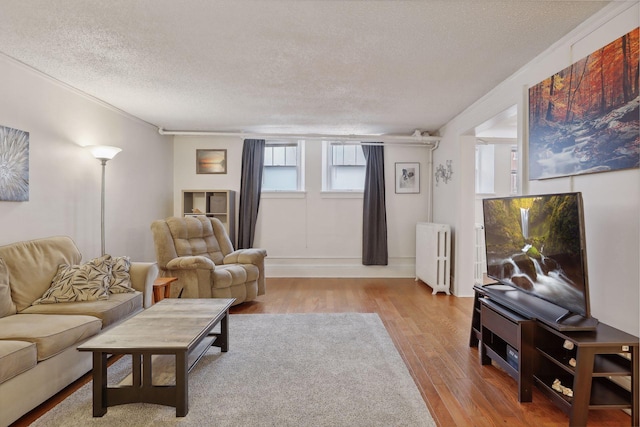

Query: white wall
[434,2,639,335]
[0,55,173,261]
[173,136,433,277]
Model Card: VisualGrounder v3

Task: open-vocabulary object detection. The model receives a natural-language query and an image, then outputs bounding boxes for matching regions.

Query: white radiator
[415,222,451,295]
[474,223,485,285]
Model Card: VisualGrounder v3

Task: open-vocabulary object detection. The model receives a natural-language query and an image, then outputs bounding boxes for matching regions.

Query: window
[323,142,366,191]
[475,144,495,194]
[510,145,518,195]
[262,141,304,191]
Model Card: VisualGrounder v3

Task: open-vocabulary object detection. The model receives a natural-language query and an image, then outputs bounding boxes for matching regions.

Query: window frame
[475,144,495,195]
[510,145,518,195]
[262,140,305,192]
[322,141,367,193]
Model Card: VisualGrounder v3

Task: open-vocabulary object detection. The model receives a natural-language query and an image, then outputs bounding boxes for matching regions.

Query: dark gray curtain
[362,145,388,265]
[238,139,265,249]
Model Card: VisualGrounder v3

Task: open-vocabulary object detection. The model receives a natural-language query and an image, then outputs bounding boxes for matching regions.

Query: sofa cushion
[0,236,82,311]
[0,259,17,318]
[212,264,259,289]
[0,314,101,361]
[21,291,143,328]
[33,261,110,305]
[0,340,37,385]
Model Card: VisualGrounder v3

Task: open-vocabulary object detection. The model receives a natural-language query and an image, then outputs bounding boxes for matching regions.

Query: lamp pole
[86,145,122,256]
[99,158,107,256]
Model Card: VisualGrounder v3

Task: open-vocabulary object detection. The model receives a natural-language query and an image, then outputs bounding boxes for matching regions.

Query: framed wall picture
[395,162,419,194]
[196,149,227,174]
[0,125,29,201]
[528,27,639,179]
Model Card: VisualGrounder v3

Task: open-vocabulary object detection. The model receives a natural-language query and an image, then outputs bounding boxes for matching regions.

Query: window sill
[261,191,306,199]
[320,191,364,199]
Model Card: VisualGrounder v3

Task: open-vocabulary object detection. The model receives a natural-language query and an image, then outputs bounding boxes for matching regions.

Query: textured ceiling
[0,0,611,136]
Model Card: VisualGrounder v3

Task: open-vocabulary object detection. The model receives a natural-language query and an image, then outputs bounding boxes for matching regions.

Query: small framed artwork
[395,162,420,194]
[196,149,227,174]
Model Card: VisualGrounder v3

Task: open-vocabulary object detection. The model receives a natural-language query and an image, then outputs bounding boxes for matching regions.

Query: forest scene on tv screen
[484,194,587,315]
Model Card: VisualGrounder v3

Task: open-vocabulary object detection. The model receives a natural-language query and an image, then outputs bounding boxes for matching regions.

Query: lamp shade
[86,145,122,161]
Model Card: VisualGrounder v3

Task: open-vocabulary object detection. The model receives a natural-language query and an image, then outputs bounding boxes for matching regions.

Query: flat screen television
[482,192,596,328]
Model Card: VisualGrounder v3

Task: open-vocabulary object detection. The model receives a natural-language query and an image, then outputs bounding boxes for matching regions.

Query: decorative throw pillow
[33,261,110,304]
[87,254,113,274]
[108,256,134,294]
[0,258,17,317]
[86,254,133,294]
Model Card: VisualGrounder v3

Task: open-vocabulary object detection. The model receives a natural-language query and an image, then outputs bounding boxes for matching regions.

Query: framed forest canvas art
[528,27,639,180]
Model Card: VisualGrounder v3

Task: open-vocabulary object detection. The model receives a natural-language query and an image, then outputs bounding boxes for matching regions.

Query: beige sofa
[0,236,158,427]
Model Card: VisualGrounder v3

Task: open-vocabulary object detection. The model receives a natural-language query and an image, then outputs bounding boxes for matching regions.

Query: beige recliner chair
[151,216,266,305]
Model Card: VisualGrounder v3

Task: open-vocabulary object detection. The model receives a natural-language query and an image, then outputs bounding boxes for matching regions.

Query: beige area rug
[31,313,436,426]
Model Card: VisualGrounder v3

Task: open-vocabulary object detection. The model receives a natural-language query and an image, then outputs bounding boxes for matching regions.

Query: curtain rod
[158,128,441,146]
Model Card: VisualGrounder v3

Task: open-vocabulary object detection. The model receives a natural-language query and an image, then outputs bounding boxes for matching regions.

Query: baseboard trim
[264,257,415,278]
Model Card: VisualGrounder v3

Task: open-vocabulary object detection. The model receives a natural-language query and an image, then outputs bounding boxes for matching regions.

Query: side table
[152,277,178,304]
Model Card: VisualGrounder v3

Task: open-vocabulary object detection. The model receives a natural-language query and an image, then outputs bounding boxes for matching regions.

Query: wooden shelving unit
[182,190,236,245]
[470,285,639,426]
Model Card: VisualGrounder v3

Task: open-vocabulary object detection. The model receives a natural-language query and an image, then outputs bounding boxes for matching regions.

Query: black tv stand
[470,285,638,426]
[481,283,598,331]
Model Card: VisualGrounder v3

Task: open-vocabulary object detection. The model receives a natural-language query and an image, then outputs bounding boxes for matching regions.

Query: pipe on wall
[158,128,441,146]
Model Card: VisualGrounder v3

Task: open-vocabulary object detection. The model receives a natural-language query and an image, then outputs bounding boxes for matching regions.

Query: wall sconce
[86,145,122,255]
[435,160,453,186]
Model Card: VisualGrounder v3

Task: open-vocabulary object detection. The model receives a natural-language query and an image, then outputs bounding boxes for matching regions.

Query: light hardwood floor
[13,278,631,426]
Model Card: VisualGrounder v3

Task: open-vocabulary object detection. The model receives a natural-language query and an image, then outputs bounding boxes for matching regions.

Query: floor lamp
[86,145,122,256]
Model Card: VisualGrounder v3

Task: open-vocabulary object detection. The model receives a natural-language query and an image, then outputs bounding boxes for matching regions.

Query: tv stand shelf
[535,321,638,426]
[480,298,535,402]
[470,286,639,426]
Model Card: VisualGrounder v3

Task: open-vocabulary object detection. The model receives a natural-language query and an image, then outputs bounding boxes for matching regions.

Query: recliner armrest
[129,262,159,309]
[166,256,216,270]
[223,248,267,265]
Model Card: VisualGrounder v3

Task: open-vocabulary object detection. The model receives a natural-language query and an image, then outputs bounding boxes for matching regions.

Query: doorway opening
[473,105,518,284]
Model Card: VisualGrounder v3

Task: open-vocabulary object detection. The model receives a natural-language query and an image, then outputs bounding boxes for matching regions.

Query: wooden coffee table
[78,298,235,417]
